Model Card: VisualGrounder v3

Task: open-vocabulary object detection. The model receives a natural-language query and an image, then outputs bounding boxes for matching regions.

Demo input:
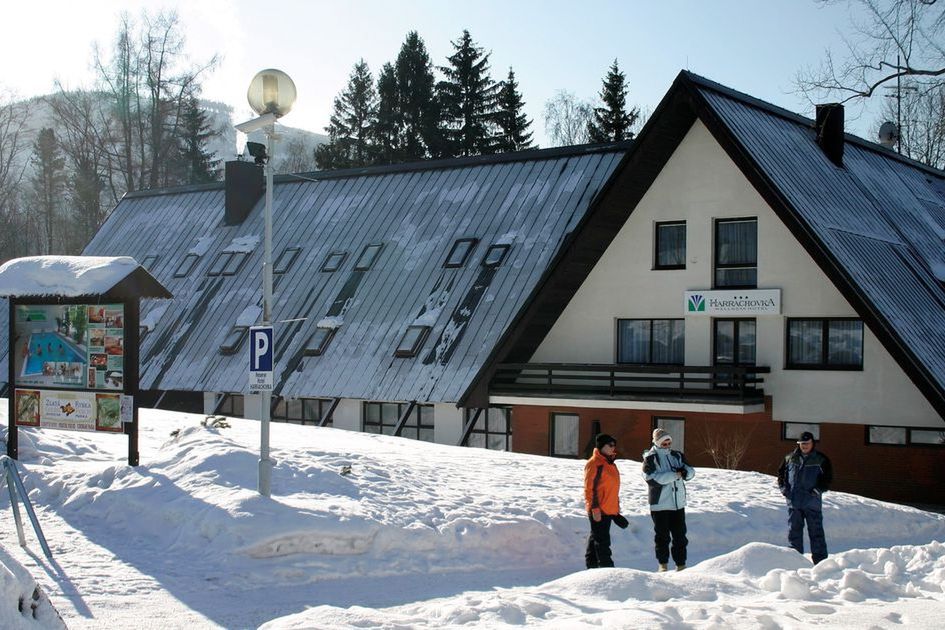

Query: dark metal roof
[62,144,626,403]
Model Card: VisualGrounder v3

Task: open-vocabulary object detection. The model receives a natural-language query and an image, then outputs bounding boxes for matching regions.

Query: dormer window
[321,251,347,272]
[303,326,337,356]
[174,253,199,278]
[394,325,431,358]
[443,238,478,268]
[354,243,383,271]
[482,244,510,267]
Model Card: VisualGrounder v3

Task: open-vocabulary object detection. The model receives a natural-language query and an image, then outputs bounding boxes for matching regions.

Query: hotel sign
[684,289,781,316]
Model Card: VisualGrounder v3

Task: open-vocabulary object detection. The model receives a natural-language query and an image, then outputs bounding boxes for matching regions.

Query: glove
[612,514,629,529]
[591,508,601,522]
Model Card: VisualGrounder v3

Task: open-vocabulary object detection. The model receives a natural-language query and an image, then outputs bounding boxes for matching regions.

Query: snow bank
[0,545,64,629]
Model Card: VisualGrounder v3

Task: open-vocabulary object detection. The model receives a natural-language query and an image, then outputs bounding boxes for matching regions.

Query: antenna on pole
[883,54,918,154]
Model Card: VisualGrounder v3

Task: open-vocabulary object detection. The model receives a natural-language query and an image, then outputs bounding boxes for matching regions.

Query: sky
[1,404,945,628]
[3,0,892,146]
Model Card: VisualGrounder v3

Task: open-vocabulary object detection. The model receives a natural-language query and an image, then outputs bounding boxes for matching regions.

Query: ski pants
[585,513,614,568]
[788,506,827,564]
[651,508,688,566]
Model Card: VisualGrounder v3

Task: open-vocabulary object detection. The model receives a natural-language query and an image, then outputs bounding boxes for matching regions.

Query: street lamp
[235,69,296,497]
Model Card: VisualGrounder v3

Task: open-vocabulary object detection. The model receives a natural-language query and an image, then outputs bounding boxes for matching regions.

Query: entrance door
[713,319,756,389]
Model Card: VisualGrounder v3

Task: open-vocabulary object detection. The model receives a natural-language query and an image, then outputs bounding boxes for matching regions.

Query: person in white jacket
[642,428,695,572]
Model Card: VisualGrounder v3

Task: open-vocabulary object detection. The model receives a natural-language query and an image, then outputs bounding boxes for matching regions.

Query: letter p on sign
[249,326,273,372]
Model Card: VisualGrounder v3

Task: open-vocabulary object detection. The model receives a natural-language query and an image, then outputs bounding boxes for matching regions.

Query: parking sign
[249,326,273,391]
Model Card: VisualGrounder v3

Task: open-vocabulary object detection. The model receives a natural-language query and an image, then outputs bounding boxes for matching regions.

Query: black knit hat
[596,433,616,450]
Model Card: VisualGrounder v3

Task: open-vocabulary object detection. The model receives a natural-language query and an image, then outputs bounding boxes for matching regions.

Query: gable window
[174,253,199,278]
[354,243,383,271]
[654,221,686,269]
[394,325,431,358]
[444,238,478,268]
[465,407,512,451]
[274,247,301,275]
[786,318,863,369]
[715,218,757,288]
[321,251,347,272]
[550,413,579,457]
[483,244,510,267]
[141,254,158,270]
[363,402,434,441]
[303,326,337,356]
[617,319,684,364]
[782,422,820,441]
[219,326,248,355]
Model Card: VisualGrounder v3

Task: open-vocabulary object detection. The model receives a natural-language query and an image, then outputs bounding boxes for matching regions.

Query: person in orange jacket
[584,433,621,568]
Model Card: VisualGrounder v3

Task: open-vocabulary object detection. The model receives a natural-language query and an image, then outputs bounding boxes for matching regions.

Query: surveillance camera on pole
[235,69,297,498]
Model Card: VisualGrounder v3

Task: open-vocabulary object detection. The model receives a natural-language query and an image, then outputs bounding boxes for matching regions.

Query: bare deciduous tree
[700,422,756,470]
[797,0,945,102]
[878,81,945,165]
[543,90,593,147]
[0,89,30,262]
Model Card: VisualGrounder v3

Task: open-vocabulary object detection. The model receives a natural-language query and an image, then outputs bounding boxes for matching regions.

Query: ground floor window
[868,425,945,446]
[363,402,434,442]
[782,422,820,441]
[217,394,244,417]
[652,416,685,451]
[550,413,579,457]
[465,407,512,451]
[273,397,334,426]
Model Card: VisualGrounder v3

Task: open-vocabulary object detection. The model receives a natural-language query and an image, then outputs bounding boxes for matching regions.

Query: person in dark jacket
[584,433,621,568]
[642,428,695,572]
[777,431,833,564]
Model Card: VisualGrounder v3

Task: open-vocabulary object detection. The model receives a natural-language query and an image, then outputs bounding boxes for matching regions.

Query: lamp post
[235,69,297,497]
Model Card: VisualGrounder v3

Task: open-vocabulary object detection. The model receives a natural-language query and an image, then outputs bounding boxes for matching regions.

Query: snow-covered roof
[0,256,138,297]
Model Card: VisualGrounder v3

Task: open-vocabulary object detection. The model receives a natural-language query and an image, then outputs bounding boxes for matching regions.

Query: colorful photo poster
[95,393,123,433]
[15,389,40,426]
[13,303,125,392]
[40,390,96,432]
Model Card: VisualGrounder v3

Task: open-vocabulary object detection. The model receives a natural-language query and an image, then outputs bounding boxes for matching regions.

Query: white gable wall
[531,120,941,428]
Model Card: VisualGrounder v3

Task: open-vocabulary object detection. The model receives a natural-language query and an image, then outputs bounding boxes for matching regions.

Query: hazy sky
[5,0,886,146]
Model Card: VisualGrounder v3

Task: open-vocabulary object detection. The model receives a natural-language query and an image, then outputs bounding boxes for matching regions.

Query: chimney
[815,103,844,167]
[224,160,264,225]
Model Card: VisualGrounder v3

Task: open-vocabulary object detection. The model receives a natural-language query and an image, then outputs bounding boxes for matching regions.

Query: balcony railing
[490,363,770,404]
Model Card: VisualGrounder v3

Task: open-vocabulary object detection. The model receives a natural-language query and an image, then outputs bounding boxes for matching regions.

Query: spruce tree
[587,59,639,143]
[495,67,534,152]
[395,31,440,161]
[373,62,402,165]
[437,30,501,157]
[315,59,378,170]
[176,96,220,184]
[30,128,67,253]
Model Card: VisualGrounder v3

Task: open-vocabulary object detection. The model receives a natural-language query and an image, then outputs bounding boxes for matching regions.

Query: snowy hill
[0,404,944,628]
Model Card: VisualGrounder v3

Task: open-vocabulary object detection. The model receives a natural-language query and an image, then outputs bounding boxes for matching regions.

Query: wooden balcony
[490,363,770,405]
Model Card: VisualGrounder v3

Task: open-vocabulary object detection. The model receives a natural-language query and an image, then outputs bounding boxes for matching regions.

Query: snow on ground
[0,403,943,629]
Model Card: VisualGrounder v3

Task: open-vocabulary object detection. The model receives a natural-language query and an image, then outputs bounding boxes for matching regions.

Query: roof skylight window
[321,251,347,272]
[173,253,199,278]
[140,254,158,270]
[482,244,511,267]
[394,325,431,358]
[443,238,478,268]
[303,326,337,356]
[274,246,302,274]
[354,243,384,271]
[219,326,248,355]
[208,251,249,276]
